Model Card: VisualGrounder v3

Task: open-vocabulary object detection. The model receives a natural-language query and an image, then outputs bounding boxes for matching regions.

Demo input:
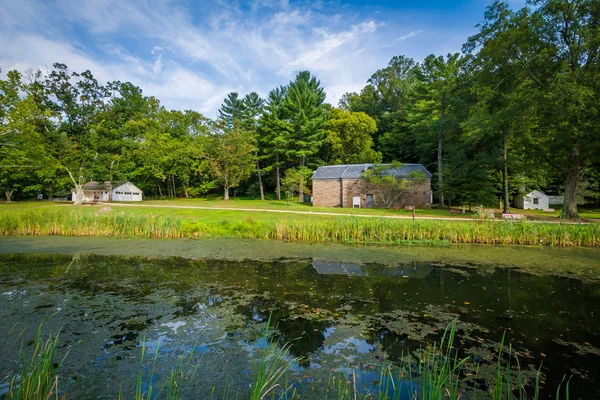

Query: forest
[1,0,599,218]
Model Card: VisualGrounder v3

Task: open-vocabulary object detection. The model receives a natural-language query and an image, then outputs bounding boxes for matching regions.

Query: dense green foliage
[1,0,598,216]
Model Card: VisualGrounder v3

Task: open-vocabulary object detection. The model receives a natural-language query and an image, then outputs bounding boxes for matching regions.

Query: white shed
[73,181,110,203]
[112,182,143,202]
[514,190,549,210]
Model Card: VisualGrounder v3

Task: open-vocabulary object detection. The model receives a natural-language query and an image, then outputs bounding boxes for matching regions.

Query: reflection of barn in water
[311,259,434,279]
[311,260,368,276]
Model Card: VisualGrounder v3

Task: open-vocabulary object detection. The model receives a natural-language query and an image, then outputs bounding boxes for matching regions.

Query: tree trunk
[73,185,84,206]
[276,155,281,201]
[65,167,85,206]
[5,190,13,202]
[184,179,189,198]
[108,159,115,201]
[257,160,265,201]
[562,144,580,218]
[298,157,304,203]
[172,176,177,198]
[502,131,510,214]
[502,132,510,214]
[48,184,54,201]
[438,94,446,207]
[157,184,163,198]
[223,179,230,200]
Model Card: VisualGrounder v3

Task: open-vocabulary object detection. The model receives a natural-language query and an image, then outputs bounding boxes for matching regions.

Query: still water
[0,249,599,399]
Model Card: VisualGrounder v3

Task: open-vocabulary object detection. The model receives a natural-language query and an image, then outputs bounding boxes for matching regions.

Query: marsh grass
[249,316,299,400]
[123,338,202,400]
[321,323,570,400]
[1,208,597,246]
[5,322,572,400]
[8,325,66,400]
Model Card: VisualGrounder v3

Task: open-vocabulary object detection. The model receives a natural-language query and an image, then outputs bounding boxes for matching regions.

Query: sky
[0,0,526,117]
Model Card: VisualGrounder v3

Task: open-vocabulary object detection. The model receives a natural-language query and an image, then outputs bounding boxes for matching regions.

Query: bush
[472,205,495,221]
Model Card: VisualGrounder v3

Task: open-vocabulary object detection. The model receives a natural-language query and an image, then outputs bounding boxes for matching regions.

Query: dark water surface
[0,247,599,398]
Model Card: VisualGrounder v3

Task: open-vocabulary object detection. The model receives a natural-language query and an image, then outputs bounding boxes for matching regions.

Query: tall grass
[249,316,299,400]
[1,208,598,246]
[122,338,201,400]
[320,323,570,400]
[8,325,66,400]
[5,322,571,400]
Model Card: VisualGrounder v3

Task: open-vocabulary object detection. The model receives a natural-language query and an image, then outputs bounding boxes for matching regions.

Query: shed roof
[81,181,124,191]
[80,181,133,191]
[113,181,143,193]
[525,190,549,198]
[312,163,432,180]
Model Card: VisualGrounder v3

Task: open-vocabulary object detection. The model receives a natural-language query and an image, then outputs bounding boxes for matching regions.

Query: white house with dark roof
[311,163,433,208]
[72,181,143,203]
[513,190,549,210]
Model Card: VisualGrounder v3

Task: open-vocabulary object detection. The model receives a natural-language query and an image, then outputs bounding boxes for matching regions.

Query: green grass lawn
[112,197,476,218]
[2,198,598,223]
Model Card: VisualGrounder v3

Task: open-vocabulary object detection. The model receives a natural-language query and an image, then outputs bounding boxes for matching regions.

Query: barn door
[366,194,374,208]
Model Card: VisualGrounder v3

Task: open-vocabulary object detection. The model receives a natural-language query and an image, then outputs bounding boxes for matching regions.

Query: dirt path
[100,202,587,224]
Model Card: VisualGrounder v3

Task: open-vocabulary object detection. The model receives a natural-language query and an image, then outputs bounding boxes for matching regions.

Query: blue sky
[0,0,525,117]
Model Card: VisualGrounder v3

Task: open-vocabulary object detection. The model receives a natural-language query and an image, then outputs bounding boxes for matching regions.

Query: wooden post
[412,206,415,220]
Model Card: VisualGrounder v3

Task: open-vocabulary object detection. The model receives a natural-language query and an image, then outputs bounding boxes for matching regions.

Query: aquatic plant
[249,316,299,400]
[8,326,66,400]
[4,320,572,400]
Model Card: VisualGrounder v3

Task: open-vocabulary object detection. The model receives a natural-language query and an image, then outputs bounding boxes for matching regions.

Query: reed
[8,325,66,400]
[5,321,572,399]
[248,316,299,400]
[1,208,598,246]
[322,322,570,400]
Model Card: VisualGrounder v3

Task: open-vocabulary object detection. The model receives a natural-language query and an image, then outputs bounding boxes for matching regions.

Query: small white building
[73,181,143,203]
[514,190,549,210]
[112,182,143,202]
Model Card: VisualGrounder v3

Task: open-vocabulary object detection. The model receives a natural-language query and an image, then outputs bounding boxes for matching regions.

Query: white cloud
[0,0,431,115]
[398,30,422,41]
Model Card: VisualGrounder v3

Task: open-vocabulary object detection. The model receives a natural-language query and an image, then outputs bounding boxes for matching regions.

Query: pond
[0,237,599,399]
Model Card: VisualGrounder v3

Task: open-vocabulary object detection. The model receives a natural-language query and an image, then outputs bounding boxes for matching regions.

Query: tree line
[1,0,599,217]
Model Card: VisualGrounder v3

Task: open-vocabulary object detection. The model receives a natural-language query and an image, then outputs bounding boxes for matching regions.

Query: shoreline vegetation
[0,206,598,247]
[5,321,568,400]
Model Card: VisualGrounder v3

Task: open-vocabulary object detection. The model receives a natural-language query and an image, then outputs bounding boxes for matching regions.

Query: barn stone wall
[312,178,431,209]
[312,179,343,207]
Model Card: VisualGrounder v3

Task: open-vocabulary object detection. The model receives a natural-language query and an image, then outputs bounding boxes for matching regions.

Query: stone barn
[312,164,432,209]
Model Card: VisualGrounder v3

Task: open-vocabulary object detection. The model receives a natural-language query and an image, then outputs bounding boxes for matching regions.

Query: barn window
[533,198,539,205]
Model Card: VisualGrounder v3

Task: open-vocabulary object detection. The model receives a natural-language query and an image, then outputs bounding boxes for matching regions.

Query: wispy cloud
[398,30,422,41]
[1,0,463,115]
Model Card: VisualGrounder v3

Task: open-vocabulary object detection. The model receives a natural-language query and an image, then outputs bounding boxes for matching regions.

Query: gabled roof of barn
[82,181,125,191]
[312,164,433,180]
[113,181,143,192]
[524,190,549,198]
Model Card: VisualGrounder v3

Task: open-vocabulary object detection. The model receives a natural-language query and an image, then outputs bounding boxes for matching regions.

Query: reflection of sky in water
[323,337,376,355]
[335,367,419,400]
[161,321,186,333]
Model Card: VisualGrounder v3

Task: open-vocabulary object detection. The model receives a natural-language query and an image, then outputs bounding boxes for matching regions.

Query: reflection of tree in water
[174,290,225,318]
[273,317,330,366]
[364,326,423,363]
[237,297,330,366]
